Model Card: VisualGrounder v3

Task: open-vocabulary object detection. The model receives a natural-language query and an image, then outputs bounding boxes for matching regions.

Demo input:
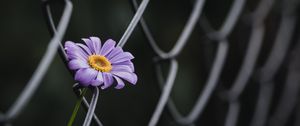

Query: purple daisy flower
[64,37,137,89]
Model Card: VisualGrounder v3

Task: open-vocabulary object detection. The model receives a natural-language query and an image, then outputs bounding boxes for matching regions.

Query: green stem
[67,88,88,126]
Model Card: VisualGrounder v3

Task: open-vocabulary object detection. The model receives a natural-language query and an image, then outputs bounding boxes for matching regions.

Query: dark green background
[0,0,298,126]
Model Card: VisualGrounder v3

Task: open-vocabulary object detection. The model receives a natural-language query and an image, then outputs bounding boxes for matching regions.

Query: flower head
[65,37,137,89]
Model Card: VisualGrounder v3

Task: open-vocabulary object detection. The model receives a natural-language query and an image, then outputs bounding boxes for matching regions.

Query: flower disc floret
[88,55,112,72]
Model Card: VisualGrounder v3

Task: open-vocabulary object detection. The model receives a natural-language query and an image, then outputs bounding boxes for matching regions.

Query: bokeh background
[0,0,299,126]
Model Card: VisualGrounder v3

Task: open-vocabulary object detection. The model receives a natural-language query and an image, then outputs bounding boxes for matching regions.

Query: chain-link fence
[0,0,300,125]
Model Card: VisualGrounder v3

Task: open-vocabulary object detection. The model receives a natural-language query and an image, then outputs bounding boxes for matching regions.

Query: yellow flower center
[88,55,112,72]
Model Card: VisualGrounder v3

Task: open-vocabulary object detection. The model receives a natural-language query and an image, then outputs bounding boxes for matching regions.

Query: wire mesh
[0,0,299,126]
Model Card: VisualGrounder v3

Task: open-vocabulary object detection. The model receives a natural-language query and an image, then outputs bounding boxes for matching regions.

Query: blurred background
[0,0,299,126]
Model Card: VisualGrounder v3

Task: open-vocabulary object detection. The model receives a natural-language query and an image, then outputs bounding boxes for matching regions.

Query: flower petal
[101,72,114,89]
[114,61,135,72]
[90,37,101,54]
[90,72,104,86]
[113,76,125,89]
[110,52,134,64]
[68,59,89,70]
[111,71,137,85]
[112,65,133,72]
[65,41,88,60]
[82,38,97,54]
[74,68,98,86]
[76,43,92,55]
[106,47,123,60]
[100,39,116,56]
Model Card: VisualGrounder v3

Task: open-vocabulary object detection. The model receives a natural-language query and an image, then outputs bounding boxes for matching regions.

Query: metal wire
[268,48,300,126]
[250,0,298,125]
[131,0,206,59]
[73,84,104,126]
[42,0,104,124]
[1,0,299,126]
[83,87,99,126]
[117,0,150,47]
[225,101,240,126]
[132,0,242,125]
[225,24,265,126]
[0,0,73,124]
[148,59,178,126]
[42,0,69,64]
[268,23,299,126]
[292,38,300,126]
[220,0,273,125]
